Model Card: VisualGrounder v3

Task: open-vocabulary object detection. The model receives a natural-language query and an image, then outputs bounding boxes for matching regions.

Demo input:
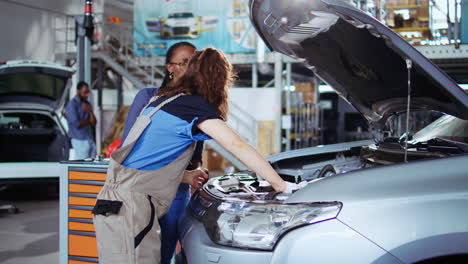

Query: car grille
[173,27,190,35]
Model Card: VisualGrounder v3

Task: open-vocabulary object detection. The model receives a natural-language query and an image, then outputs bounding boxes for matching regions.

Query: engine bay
[202,145,368,202]
[201,140,465,202]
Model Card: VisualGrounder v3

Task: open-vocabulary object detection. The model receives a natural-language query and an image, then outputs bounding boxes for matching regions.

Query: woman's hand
[182,168,209,189]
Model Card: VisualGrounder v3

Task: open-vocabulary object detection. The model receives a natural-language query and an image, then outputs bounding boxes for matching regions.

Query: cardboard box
[257,120,275,157]
[403,19,414,28]
[411,19,421,28]
[294,82,316,104]
[386,12,395,27]
[417,7,429,19]
[400,0,410,5]
[202,146,226,171]
[302,91,315,104]
[102,106,130,152]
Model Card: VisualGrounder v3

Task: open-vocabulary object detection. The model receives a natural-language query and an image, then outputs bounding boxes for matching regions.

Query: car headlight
[195,197,342,250]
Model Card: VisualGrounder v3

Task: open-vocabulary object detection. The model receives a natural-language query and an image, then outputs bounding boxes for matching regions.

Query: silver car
[179,0,468,263]
[0,60,73,184]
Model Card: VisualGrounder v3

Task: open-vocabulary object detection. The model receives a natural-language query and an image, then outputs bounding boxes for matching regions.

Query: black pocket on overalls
[92,199,123,216]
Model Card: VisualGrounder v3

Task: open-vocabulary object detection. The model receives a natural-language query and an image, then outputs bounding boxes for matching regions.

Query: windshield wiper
[423,137,468,154]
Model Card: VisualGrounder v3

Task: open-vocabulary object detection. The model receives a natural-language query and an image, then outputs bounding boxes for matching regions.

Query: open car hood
[249,0,468,133]
[0,60,74,112]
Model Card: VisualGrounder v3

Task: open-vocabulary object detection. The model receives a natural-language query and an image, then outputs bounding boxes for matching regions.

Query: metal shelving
[415,44,468,59]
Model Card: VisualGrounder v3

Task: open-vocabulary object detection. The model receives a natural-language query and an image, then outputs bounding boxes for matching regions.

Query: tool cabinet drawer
[67,168,107,263]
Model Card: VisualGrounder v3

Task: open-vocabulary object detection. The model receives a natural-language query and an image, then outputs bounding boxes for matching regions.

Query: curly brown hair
[157,47,236,119]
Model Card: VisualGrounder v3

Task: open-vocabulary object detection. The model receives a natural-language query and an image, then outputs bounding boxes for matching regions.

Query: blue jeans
[71,138,96,160]
[159,188,190,264]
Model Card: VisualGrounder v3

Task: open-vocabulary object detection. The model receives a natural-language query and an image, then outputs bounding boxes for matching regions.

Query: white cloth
[258,180,309,193]
[283,181,309,194]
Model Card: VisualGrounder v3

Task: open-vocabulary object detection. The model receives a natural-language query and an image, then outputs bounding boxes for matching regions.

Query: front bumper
[181,212,401,264]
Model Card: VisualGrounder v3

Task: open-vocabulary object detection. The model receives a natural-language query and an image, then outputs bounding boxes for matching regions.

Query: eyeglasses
[168,61,188,67]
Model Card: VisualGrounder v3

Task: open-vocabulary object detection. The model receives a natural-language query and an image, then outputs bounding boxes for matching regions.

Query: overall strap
[139,95,160,115]
[119,94,184,149]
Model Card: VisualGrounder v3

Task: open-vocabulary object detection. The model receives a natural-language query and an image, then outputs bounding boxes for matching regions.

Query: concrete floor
[0,172,227,264]
[0,184,59,264]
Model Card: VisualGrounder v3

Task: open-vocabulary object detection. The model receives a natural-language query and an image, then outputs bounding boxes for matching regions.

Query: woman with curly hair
[93,48,299,264]
[120,41,206,264]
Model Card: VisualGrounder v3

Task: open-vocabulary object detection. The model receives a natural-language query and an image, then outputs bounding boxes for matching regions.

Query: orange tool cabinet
[60,162,108,264]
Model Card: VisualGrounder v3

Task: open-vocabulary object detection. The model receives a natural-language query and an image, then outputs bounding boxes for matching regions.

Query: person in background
[120,41,206,264]
[66,81,96,160]
[92,48,300,264]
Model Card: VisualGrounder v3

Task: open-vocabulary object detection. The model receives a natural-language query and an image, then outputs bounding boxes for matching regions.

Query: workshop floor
[0,170,226,264]
[0,184,59,264]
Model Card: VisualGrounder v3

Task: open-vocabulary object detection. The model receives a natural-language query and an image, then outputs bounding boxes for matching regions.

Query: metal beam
[252,63,258,89]
[117,74,123,108]
[285,63,292,151]
[274,52,283,153]
[135,52,298,67]
[134,46,468,65]
[96,60,104,157]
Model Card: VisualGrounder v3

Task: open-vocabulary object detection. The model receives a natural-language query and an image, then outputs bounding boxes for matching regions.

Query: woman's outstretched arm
[198,119,286,192]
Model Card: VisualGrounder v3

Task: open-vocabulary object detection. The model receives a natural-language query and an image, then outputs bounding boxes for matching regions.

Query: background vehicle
[179,0,468,263]
[162,11,200,39]
[0,60,73,185]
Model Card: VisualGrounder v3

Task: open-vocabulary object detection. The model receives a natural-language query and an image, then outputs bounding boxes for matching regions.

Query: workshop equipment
[59,160,107,264]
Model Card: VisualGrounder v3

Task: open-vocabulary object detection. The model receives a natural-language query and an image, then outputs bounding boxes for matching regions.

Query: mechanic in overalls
[120,41,205,264]
[92,48,300,264]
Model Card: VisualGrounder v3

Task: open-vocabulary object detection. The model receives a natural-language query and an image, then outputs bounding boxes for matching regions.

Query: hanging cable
[404,59,412,163]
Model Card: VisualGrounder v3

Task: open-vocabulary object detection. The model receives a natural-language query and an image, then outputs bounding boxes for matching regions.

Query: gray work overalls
[92,94,195,264]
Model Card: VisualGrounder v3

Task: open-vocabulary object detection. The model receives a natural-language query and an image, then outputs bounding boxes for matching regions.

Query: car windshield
[0,72,66,100]
[412,115,468,144]
[168,12,193,18]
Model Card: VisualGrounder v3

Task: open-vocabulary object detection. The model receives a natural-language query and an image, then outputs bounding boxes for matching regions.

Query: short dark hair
[160,42,196,89]
[77,81,89,91]
[165,41,196,64]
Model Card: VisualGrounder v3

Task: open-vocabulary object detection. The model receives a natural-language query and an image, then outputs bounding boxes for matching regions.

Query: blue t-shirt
[122,95,221,170]
[65,96,93,140]
[122,87,204,162]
